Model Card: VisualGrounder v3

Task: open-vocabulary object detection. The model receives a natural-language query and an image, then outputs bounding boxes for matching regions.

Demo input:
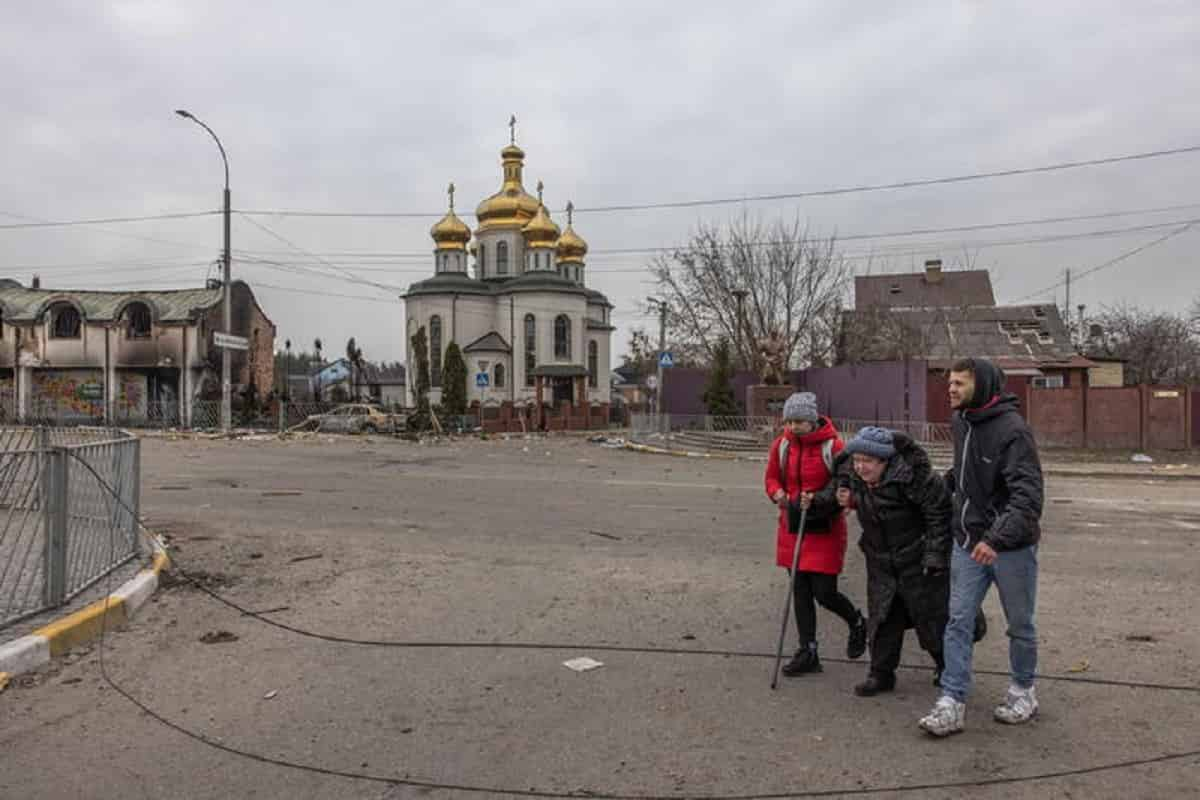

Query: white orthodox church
[403,126,614,419]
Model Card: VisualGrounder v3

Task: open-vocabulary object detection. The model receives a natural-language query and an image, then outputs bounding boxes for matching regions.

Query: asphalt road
[2,435,1198,799]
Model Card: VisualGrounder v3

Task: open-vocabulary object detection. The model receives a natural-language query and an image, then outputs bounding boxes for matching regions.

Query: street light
[176,108,232,434]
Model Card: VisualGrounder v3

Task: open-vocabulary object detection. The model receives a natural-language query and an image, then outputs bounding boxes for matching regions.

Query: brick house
[0,278,275,424]
[840,261,1095,424]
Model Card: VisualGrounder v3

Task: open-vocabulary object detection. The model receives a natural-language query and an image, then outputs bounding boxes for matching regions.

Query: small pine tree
[409,327,432,430]
[441,342,468,416]
[702,337,738,416]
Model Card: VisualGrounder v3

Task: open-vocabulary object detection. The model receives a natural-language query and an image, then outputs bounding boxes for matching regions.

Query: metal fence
[0,427,143,631]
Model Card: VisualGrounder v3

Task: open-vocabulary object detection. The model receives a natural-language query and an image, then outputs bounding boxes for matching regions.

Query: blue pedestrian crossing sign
[658,351,675,368]
[476,372,489,388]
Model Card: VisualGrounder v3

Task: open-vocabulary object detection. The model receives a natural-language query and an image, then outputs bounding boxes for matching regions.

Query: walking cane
[770,504,807,690]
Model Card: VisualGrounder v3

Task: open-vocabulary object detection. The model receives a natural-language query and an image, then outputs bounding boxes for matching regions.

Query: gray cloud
[2,1,1198,364]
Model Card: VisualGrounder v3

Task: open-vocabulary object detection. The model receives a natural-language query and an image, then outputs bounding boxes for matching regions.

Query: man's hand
[836,487,853,508]
[971,541,997,566]
[797,492,814,510]
[772,489,787,508]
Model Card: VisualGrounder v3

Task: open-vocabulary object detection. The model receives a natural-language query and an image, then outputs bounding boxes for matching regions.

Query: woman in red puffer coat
[764,392,866,676]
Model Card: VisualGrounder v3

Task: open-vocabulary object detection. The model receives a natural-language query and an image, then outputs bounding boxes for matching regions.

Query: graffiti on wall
[32,370,105,415]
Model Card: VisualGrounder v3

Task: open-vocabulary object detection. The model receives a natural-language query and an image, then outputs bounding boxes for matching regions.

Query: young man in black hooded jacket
[919,358,1044,737]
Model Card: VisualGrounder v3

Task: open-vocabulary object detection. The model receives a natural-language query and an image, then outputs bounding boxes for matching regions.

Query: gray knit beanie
[782,392,819,423]
[844,426,896,460]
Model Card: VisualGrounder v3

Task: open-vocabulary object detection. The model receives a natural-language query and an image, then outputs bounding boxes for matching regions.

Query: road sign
[645,375,659,390]
[213,332,249,351]
[658,352,674,368]
[476,372,490,388]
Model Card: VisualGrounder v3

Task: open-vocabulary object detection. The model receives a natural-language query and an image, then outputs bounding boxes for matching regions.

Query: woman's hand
[772,489,787,508]
[836,487,853,508]
[797,492,814,510]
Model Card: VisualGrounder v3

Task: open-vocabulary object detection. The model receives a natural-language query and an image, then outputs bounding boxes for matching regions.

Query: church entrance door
[551,377,574,405]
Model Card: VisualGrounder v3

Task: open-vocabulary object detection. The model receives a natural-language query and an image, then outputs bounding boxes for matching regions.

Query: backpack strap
[779,437,835,490]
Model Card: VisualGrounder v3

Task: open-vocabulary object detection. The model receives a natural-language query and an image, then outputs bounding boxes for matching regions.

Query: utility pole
[648,298,668,433]
[1064,268,1071,321]
[176,109,232,434]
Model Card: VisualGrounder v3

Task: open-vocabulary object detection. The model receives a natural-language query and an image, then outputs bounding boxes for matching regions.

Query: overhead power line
[1012,221,1198,302]
[0,210,219,229]
[235,143,1200,218]
[237,213,404,292]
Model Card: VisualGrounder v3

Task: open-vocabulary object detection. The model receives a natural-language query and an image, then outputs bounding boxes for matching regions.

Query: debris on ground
[288,553,323,564]
[263,690,278,700]
[562,657,604,673]
[1131,454,1154,463]
[242,606,290,616]
[1067,659,1091,673]
[261,490,303,497]
[199,630,240,645]
[587,530,622,541]
[0,673,9,694]
[1125,634,1157,642]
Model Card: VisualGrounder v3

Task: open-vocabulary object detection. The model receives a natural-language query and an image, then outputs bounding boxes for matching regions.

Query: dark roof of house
[0,278,226,322]
[359,362,407,384]
[532,364,589,378]
[586,318,616,331]
[845,303,1094,367]
[463,331,511,353]
[585,288,613,308]
[855,269,995,310]
[500,271,589,297]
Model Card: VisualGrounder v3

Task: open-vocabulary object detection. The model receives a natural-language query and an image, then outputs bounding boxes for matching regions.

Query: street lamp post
[175,109,232,434]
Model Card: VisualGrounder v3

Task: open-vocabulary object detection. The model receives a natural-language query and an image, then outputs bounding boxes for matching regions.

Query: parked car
[309,403,400,434]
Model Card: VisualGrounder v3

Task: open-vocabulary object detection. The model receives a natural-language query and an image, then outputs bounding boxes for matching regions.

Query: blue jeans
[940,543,1038,703]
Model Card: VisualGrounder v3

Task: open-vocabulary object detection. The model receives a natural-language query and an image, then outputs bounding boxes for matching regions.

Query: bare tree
[650,215,852,372]
[1092,304,1200,385]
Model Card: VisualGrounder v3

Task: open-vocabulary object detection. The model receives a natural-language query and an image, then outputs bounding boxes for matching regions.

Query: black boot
[854,672,896,697]
[847,612,867,660]
[782,642,822,676]
[973,609,988,643]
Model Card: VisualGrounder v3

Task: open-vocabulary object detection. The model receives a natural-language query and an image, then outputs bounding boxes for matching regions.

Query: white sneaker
[919,695,966,737]
[994,685,1038,724]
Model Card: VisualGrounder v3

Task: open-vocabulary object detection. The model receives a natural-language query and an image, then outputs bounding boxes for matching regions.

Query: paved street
[2,435,1198,799]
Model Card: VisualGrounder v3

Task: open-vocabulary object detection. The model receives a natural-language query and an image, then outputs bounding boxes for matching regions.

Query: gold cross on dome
[447,182,455,211]
[537,180,544,203]
[566,201,574,225]
[509,114,517,145]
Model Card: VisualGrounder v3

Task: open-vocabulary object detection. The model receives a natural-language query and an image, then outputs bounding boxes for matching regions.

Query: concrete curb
[0,548,169,683]
[622,442,1200,482]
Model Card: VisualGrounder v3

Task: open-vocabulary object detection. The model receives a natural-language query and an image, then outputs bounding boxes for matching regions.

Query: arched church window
[588,341,598,388]
[524,314,536,387]
[494,363,505,388]
[554,314,571,360]
[430,315,443,387]
[497,241,509,275]
[477,244,485,276]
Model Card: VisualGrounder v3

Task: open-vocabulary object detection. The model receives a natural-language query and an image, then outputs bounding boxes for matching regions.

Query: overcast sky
[2,1,1198,366]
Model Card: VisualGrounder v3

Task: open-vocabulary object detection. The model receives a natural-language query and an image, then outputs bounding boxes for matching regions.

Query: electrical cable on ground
[69,451,1200,800]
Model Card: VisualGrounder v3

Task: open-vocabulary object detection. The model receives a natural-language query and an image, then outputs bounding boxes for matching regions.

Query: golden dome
[430,182,470,251]
[522,181,560,246]
[556,202,588,264]
[475,140,539,232]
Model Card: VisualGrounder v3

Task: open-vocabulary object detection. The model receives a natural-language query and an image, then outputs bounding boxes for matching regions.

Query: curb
[622,442,1200,482]
[0,548,169,682]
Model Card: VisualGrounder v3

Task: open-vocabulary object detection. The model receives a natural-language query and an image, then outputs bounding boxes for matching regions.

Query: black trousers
[793,570,859,644]
[870,595,944,678]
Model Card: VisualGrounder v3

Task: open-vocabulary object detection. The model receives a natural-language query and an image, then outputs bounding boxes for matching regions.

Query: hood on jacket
[784,415,839,446]
[964,358,1006,409]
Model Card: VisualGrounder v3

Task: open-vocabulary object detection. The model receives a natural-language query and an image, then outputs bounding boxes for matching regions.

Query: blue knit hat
[782,392,819,423]
[845,426,896,460]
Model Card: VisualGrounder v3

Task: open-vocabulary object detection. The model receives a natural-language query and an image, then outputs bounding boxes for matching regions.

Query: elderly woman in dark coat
[823,426,954,696]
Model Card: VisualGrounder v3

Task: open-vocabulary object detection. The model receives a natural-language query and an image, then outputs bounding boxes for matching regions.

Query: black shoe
[854,673,896,697]
[781,645,822,676]
[847,613,867,660]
